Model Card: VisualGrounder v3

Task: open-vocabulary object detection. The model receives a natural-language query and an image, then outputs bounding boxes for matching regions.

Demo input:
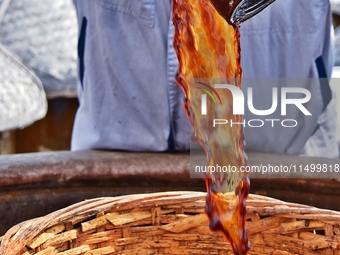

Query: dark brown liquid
[172,1,250,254]
[209,0,241,25]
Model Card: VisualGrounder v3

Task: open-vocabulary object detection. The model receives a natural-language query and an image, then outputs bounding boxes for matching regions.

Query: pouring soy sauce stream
[172,0,275,254]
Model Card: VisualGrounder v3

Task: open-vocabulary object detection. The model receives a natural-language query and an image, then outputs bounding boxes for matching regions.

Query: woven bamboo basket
[1,191,340,255]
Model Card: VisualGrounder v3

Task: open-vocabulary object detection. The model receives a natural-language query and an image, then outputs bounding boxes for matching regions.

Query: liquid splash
[172,0,250,254]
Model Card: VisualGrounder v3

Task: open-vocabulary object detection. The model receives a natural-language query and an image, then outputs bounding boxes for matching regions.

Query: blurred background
[0,0,78,154]
[1,0,340,155]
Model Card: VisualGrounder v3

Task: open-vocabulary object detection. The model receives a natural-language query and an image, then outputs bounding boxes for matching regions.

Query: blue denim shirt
[71,0,190,152]
[240,0,338,157]
[71,0,338,157]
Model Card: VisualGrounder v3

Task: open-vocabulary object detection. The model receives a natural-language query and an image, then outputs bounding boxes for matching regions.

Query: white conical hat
[0,0,78,98]
[0,43,47,131]
[331,0,340,15]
